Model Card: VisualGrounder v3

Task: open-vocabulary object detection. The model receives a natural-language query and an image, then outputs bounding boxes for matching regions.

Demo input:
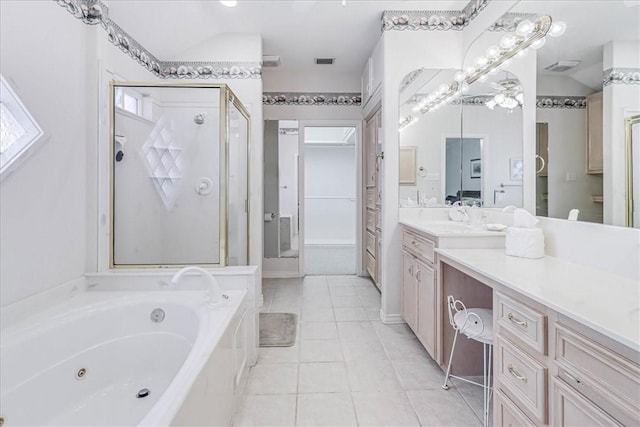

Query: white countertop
[435,248,640,352]
[399,219,507,238]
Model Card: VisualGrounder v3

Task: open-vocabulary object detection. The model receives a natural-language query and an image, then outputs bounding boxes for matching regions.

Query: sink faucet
[170,266,223,304]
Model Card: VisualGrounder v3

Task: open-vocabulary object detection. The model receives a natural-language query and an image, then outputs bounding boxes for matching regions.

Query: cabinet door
[416,260,436,358]
[551,377,622,426]
[401,252,418,331]
[365,114,377,187]
[587,91,603,174]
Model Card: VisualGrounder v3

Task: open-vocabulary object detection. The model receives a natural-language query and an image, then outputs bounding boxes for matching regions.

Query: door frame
[298,120,363,277]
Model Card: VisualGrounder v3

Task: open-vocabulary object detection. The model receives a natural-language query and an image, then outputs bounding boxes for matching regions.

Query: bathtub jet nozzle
[136,388,150,399]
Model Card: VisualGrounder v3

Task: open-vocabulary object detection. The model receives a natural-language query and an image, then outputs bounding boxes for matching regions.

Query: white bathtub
[0,289,247,426]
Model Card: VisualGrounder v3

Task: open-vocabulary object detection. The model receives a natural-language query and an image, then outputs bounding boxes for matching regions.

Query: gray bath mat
[259,313,297,347]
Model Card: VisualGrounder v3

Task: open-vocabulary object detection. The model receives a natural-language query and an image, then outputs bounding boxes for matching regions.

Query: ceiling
[106,1,638,92]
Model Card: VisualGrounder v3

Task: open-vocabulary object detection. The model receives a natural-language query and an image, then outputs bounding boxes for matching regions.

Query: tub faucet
[170,266,223,304]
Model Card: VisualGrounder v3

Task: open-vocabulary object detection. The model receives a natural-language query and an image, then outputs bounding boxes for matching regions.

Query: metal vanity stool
[442,295,494,427]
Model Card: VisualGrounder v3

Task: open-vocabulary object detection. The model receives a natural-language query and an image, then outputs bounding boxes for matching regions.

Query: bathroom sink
[415,221,506,237]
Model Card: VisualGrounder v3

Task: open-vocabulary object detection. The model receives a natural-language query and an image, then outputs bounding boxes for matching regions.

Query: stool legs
[441,329,459,390]
[482,342,493,427]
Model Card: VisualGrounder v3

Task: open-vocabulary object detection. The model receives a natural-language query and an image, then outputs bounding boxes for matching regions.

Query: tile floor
[232,275,487,427]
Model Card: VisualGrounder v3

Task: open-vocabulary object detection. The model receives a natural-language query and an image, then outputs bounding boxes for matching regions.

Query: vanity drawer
[365,230,377,256]
[497,337,547,423]
[366,251,376,282]
[401,230,434,264]
[375,207,382,230]
[366,189,376,209]
[497,293,546,355]
[555,324,640,421]
[366,209,376,232]
[496,389,536,427]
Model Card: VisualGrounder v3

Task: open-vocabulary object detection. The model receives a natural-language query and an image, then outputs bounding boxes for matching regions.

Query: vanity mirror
[510,0,640,226]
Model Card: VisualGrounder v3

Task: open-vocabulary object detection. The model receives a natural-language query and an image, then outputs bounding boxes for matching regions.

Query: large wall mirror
[110,82,250,267]
[511,0,639,226]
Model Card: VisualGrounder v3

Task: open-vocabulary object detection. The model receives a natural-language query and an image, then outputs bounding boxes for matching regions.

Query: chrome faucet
[170,266,223,304]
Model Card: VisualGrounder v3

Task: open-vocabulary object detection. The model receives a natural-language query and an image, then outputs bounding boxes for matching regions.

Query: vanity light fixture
[220,0,238,7]
[398,115,419,132]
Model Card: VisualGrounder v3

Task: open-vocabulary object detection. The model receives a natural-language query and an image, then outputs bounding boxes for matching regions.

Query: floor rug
[259,312,297,347]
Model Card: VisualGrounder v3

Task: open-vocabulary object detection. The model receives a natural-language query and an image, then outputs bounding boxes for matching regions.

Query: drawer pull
[411,240,419,247]
[416,269,421,281]
[565,371,582,386]
[507,313,528,328]
[408,264,414,275]
[507,364,528,383]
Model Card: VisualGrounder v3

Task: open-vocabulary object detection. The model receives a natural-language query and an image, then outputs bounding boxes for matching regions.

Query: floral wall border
[263,92,362,106]
[55,0,262,79]
[382,0,489,31]
[442,95,587,109]
[603,68,640,87]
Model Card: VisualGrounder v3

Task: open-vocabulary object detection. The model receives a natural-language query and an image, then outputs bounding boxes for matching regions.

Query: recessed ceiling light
[220,0,237,7]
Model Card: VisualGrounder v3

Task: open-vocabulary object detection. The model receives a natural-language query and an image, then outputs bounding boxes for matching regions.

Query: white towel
[506,227,545,259]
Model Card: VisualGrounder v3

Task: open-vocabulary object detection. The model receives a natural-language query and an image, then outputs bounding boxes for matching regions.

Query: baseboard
[379,309,405,324]
[262,271,302,279]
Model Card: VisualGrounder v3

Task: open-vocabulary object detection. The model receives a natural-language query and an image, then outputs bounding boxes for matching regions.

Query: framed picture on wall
[399,146,417,185]
[470,158,481,179]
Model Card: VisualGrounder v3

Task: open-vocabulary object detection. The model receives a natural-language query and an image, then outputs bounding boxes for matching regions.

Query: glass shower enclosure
[109,82,250,267]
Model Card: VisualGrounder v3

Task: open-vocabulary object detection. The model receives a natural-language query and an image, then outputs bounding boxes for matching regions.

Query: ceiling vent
[315,58,335,65]
[545,60,581,72]
[262,56,281,67]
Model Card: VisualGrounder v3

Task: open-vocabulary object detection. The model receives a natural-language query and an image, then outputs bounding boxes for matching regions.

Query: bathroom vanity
[400,220,640,426]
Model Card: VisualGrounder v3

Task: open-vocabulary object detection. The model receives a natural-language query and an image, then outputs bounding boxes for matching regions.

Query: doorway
[262,120,361,277]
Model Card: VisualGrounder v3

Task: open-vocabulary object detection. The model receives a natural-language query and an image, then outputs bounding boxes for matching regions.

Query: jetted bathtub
[0,289,248,426]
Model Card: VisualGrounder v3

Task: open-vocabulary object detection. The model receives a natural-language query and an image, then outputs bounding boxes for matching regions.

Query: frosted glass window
[0,75,44,175]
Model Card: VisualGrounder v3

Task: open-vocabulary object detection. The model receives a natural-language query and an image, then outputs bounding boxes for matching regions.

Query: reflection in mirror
[111,83,249,266]
[460,70,523,208]
[398,69,461,207]
[263,120,299,259]
[510,0,640,225]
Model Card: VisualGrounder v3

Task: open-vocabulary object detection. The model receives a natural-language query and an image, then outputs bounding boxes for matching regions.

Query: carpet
[259,312,297,347]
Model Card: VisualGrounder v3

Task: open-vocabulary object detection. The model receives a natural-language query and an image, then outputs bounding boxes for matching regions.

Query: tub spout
[170,266,222,304]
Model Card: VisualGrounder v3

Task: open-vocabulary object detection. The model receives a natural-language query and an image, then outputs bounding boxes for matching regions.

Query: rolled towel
[505,227,545,259]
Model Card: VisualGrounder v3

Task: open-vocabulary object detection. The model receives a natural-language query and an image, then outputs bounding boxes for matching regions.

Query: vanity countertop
[399,219,507,238]
[435,248,640,352]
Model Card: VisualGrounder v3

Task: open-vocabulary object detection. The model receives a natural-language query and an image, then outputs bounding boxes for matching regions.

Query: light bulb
[515,20,534,37]
[220,0,238,6]
[494,93,506,104]
[502,97,518,109]
[486,45,500,59]
[475,56,488,67]
[465,66,476,75]
[454,71,466,82]
[500,34,516,49]
[516,48,529,58]
[515,93,524,103]
[461,82,470,93]
[427,94,437,103]
[478,75,488,83]
[530,37,546,50]
[486,100,496,110]
[439,83,450,94]
[549,21,566,37]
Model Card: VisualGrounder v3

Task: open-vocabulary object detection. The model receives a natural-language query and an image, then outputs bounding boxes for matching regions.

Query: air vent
[262,55,281,67]
[545,60,581,72]
[315,58,335,65]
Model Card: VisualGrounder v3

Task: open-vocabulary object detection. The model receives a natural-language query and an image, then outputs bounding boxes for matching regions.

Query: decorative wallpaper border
[488,13,538,32]
[400,69,426,93]
[536,96,586,109]
[56,0,261,79]
[382,0,489,31]
[263,92,362,106]
[279,128,299,135]
[603,68,640,87]
[446,95,587,109]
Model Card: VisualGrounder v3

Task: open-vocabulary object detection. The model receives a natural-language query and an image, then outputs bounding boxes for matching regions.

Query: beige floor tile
[245,363,298,395]
[296,393,357,426]
[232,394,296,427]
[346,359,404,392]
[330,286,358,296]
[351,391,421,426]
[341,337,388,361]
[382,337,431,362]
[336,321,380,343]
[300,321,338,340]
[300,307,335,323]
[406,389,482,426]
[300,339,344,362]
[334,306,369,321]
[373,321,418,341]
[392,358,447,390]
[298,362,350,393]
[258,345,300,364]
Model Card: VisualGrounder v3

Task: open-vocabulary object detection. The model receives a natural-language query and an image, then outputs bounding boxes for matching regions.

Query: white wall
[603,41,640,226]
[0,1,88,306]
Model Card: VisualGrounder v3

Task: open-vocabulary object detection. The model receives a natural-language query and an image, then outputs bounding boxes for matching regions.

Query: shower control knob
[196,177,214,195]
